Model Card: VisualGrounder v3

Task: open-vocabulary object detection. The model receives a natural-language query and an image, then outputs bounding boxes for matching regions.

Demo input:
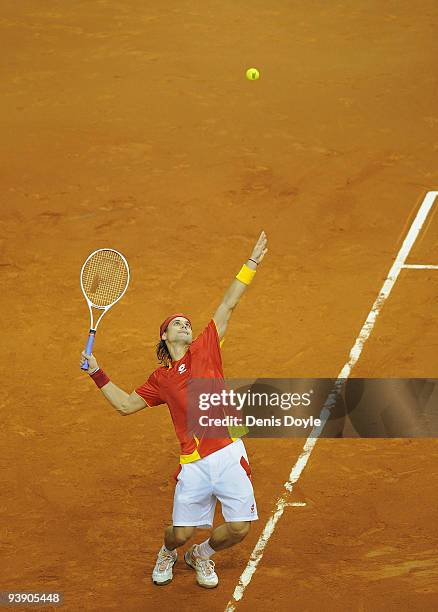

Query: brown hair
[156,339,172,367]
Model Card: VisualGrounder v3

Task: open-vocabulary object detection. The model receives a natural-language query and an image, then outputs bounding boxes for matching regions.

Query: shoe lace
[157,549,175,572]
[196,556,216,577]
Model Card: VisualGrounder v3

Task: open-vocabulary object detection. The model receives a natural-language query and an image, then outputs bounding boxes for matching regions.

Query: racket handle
[81,331,96,371]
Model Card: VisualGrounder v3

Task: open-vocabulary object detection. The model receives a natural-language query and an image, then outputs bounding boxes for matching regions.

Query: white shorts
[172,438,258,528]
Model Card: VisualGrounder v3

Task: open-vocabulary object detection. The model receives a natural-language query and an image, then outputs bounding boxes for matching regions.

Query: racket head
[80,248,130,310]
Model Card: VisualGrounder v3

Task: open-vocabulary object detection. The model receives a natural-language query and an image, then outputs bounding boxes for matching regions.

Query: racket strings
[81,250,129,307]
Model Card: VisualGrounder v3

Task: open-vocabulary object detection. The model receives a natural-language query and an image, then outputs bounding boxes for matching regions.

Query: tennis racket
[80,248,130,371]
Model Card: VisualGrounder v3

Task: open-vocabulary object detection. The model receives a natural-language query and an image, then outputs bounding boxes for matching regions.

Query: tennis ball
[246,67,260,81]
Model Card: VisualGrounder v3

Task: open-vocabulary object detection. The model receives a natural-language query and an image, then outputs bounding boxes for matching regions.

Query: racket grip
[81,331,96,371]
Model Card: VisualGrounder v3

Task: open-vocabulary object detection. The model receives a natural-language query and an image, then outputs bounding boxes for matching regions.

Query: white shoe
[152,545,177,586]
[184,545,218,589]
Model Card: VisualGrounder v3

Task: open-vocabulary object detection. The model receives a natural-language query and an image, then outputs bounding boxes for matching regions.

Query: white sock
[196,539,216,559]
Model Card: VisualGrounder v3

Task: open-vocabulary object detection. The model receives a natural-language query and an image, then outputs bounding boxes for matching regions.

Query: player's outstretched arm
[213,230,268,340]
[80,351,146,415]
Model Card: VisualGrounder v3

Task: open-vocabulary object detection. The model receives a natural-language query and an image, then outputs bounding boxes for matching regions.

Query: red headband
[160,313,191,339]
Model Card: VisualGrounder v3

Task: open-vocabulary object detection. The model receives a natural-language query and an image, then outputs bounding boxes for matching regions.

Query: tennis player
[80,231,268,589]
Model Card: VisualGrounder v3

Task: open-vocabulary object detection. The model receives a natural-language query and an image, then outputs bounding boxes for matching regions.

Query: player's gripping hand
[80,350,99,374]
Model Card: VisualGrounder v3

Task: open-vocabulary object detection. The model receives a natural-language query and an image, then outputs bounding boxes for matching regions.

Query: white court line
[225,190,438,611]
[402,264,438,269]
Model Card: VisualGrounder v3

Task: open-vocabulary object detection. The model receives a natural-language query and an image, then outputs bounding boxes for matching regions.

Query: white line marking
[402,264,438,269]
[284,502,307,507]
[225,191,438,611]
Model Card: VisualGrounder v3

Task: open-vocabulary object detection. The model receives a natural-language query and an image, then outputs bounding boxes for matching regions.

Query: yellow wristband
[236,263,256,285]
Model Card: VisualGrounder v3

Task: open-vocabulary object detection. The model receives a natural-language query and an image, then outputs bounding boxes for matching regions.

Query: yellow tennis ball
[246,67,260,81]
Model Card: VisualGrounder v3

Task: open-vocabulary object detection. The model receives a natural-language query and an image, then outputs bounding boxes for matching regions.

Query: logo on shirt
[178,363,187,374]
[250,503,255,514]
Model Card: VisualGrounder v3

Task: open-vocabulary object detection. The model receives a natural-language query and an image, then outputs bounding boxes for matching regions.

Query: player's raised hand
[250,230,268,264]
[80,350,99,374]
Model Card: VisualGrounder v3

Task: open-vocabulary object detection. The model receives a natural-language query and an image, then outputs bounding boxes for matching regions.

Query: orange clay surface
[1,2,438,611]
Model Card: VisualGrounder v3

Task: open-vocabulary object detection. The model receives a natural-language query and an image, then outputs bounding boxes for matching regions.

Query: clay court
[2,1,438,610]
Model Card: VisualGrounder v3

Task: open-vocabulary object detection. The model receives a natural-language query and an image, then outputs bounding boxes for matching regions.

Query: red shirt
[135,319,236,463]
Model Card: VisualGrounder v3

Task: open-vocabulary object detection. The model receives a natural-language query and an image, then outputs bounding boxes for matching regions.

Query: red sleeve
[135,370,164,407]
[191,319,221,354]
